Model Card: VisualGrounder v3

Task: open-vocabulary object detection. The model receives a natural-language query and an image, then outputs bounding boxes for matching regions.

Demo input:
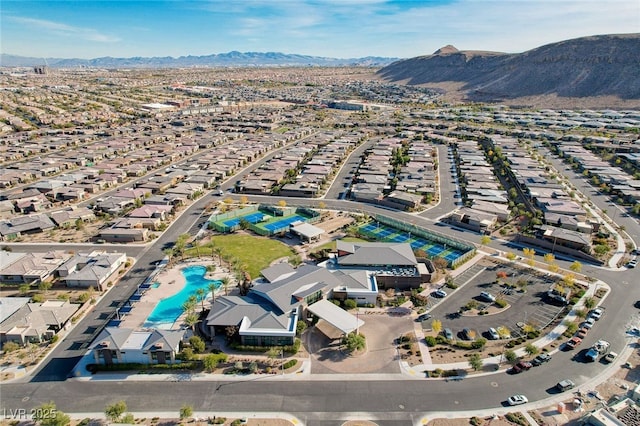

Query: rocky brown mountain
[377,33,640,105]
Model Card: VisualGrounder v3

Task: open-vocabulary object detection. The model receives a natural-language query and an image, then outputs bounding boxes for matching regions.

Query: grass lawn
[188,234,296,279]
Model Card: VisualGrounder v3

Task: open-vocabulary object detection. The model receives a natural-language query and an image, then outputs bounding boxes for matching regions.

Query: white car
[589,308,604,321]
[488,327,500,340]
[433,289,447,298]
[507,394,529,406]
[479,291,496,303]
[582,317,596,329]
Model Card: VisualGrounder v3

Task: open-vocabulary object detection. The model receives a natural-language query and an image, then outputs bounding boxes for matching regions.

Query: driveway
[305,314,413,374]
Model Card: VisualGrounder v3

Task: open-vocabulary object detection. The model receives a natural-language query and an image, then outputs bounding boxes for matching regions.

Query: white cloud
[9,16,120,43]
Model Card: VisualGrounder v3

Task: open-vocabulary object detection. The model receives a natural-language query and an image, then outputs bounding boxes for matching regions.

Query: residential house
[58,251,127,291]
[89,327,185,365]
[0,300,79,346]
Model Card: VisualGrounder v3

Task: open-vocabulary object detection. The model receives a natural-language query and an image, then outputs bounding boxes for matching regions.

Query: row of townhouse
[447,139,507,233]
[278,132,361,198]
[493,136,596,254]
[555,140,640,207]
[351,136,427,211]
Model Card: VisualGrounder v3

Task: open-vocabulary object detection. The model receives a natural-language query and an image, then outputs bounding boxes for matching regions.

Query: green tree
[524,343,539,356]
[19,283,31,295]
[504,349,518,364]
[203,354,220,372]
[189,335,205,353]
[105,400,127,422]
[266,346,281,366]
[184,313,199,332]
[208,281,218,304]
[480,235,491,247]
[296,320,307,336]
[468,353,483,371]
[179,404,193,421]
[342,332,366,352]
[33,401,70,426]
[195,287,206,312]
[506,252,517,261]
[221,276,231,296]
[38,281,52,294]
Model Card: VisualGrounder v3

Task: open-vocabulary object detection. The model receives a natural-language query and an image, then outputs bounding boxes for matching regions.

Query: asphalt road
[2,136,640,422]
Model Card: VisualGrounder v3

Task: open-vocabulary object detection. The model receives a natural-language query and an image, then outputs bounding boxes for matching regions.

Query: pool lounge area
[113,262,226,331]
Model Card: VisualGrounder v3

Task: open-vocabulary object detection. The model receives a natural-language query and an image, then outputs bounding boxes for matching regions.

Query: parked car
[565,336,582,349]
[416,313,432,322]
[461,328,477,341]
[603,351,618,363]
[479,291,496,303]
[488,327,500,340]
[510,361,533,374]
[507,394,529,406]
[582,317,596,329]
[589,308,604,321]
[443,328,454,340]
[576,327,589,339]
[432,289,447,298]
[531,353,552,366]
[556,379,576,392]
[628,259,638,268]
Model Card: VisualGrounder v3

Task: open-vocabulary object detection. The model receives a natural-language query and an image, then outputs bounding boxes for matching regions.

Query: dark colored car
[531,353,552,366]
[510,361,533,374]
[416,313,432,322]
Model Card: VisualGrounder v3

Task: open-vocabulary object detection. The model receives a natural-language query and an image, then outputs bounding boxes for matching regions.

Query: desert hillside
[377,33,640,107]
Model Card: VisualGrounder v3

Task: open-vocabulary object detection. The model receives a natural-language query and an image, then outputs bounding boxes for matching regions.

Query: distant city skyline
[2,0,638,60]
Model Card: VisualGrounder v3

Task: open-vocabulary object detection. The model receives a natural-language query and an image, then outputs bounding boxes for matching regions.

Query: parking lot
[424,257,568,340]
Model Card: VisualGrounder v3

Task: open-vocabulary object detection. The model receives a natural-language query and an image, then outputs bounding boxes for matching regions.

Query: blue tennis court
[263,215,307,231]
[224,212,265,227]
[357,221,470,265]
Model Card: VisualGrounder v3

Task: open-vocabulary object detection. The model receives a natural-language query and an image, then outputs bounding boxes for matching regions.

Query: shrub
[344,299,357,310]
[2,341,20,352]
[189,336,205,353]
[471,338,487,349]
[495,299,507,308]
[283,359,297,369]
[454,341,472,350]
[424,336,437,347]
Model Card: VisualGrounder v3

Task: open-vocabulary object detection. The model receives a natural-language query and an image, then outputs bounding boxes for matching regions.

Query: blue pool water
[143,265,220,329]
[223,212,266,227]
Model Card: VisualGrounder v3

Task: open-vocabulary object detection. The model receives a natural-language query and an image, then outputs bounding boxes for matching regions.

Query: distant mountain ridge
[0,51,399,68]
[377,34,640,102]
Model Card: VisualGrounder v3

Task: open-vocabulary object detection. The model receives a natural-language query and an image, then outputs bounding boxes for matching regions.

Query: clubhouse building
[206,240,433,346]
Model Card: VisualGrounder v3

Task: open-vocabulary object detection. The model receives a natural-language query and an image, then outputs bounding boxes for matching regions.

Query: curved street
[2,143,639,425]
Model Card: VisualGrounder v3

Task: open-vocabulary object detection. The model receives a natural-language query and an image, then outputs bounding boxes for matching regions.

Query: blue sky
[2,0,638,59]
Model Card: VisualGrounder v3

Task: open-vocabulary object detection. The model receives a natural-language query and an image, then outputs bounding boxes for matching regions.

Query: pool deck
[118,258,231,330]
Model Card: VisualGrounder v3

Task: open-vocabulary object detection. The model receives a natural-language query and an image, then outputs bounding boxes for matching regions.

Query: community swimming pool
[143,265,220,329]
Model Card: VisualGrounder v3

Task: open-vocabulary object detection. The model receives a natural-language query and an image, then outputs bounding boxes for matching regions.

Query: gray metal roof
[307,299,364,334]
[336,241,417,266]
[252,264,342,314]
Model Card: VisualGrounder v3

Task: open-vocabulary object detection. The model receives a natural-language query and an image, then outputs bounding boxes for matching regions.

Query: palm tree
[184,313,199,332]
[221,277,230,296]
[195,288,206,312]
[207,282,218,304]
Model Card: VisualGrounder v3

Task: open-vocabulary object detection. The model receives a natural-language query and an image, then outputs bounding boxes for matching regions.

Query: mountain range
[376,33,640,105]
[0,51,399,68]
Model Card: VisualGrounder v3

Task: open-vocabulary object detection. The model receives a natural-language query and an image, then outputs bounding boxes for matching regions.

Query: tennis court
[357,221,469,265]
[223,212,267,227]
[262,214,308,231]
